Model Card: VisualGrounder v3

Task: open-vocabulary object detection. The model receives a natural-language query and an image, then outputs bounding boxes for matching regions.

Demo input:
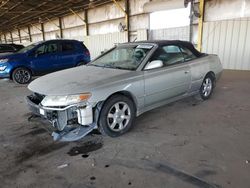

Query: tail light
[84,50,90,56]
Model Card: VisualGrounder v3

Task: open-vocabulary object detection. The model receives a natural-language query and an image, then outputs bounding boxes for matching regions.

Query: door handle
[184,71,190,74]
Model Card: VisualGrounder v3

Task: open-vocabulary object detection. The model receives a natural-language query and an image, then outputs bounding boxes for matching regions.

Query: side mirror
[144,60,163,70]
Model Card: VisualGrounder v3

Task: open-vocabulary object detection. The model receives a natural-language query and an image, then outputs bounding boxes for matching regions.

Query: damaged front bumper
[26,94,98,142]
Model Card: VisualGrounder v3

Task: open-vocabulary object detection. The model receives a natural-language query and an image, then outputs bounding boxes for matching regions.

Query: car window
[149,45,184,67]
[90,45,153,70]
[18,43,38,53]
[35,43,58,55]
[179,46,197,61]
[80,42,88,51]
[163,45,181,53]
[61,42,75,52]
[0,45,14,51]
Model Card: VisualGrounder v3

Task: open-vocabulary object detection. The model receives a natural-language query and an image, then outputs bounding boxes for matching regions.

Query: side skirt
[136,91,199,116]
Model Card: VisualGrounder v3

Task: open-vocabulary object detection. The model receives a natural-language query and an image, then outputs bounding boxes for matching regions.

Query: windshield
[17,42,39,53]
[90,44,154,70]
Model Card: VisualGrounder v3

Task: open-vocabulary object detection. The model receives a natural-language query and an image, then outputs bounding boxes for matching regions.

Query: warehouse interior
[1,0,250,69]
[0,0,250,188]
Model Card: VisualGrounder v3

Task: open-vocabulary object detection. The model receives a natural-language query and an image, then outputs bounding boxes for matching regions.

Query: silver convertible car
[27,40,223,141]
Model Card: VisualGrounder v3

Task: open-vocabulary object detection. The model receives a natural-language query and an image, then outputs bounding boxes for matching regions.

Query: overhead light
[38,17,43,23]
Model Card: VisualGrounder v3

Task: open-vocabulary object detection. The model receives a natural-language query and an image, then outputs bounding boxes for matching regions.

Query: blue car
[0,39,90,84]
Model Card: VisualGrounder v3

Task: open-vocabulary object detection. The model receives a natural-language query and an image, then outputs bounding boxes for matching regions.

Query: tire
[12,67,32,84]
[98,95,136,137]
[76,61,85,66]
[199,74,215,100]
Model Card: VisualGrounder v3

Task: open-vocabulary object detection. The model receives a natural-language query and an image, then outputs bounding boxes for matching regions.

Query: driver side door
[143,45,191,108]
[30,42,59,75]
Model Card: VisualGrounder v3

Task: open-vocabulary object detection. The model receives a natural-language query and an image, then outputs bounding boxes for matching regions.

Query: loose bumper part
[26,94,96,142]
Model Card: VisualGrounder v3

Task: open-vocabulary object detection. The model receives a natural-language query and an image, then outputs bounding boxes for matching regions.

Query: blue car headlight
[0,59,9,63]
[0,66,7,71]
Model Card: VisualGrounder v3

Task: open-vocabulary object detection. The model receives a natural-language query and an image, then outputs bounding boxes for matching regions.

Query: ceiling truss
[0,0,112,33]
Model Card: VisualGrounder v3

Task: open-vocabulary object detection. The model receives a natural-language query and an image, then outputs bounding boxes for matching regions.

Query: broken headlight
[41,93,91,107]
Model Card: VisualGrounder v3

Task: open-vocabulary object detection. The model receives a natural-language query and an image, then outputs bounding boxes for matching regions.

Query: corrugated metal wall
[202,18,250,70]
[148,26,190,41]
[137,29,148,41]
[83,32,128,59]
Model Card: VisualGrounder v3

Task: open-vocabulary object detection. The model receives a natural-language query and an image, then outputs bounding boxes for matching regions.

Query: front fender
[88,75,144,115]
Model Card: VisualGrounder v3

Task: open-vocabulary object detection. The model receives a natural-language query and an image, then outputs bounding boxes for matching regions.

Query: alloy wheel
[14,69,31,84]
[202,77,213,97]
[107,102,131,132]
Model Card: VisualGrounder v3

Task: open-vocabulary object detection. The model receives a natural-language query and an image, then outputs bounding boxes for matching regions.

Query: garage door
[202,18,250,70]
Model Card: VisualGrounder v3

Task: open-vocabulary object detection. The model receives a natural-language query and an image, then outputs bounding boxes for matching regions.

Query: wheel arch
[95,90,137,136]
[10,66,33,80]
[76,60,87,66]
[203,71,216,88]
[104,90,138,110]
[95,90,138,116]
[93,90,139,128]
[204,71,216,80]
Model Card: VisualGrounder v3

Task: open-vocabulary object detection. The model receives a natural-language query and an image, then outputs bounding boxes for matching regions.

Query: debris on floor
[67,139,103,157]
[57,163,69,169]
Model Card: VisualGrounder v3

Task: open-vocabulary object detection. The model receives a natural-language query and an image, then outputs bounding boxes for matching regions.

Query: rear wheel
[12,67,32,84]
[76,61,85,66]
[199,75,214,100]
[98,95,136,137]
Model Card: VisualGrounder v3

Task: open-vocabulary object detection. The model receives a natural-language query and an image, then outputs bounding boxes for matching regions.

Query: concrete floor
[0,70,249,188]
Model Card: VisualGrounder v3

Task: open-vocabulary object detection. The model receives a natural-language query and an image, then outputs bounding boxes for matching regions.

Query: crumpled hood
[28,65,132,95]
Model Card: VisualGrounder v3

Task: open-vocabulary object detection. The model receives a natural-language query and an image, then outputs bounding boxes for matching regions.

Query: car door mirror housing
[144,60,164,70]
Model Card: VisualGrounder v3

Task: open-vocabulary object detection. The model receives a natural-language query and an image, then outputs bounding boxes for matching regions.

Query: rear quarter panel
[75,42,90,63]
[188,55,223,92]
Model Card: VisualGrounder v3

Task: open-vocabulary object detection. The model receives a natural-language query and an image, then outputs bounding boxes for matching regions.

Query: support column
[18,29,22,43]
[10,32,13,43]
[28,26,32,42]
[197,0,205,51]
[112,0,129,42]
[125,0,130,42]
[59,17,63,38]
[84,10,89,36]
[4,34,7,43]
[41,23,45,41]
[189,0,194,43]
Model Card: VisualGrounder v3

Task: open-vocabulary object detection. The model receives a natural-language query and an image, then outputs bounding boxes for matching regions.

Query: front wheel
[98,95,136,137]
[12,67,32,84]
[199,75,214,100]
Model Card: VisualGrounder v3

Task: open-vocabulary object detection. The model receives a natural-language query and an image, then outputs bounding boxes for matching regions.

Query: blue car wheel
[12,67,32,84]
[76,61,86,66]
